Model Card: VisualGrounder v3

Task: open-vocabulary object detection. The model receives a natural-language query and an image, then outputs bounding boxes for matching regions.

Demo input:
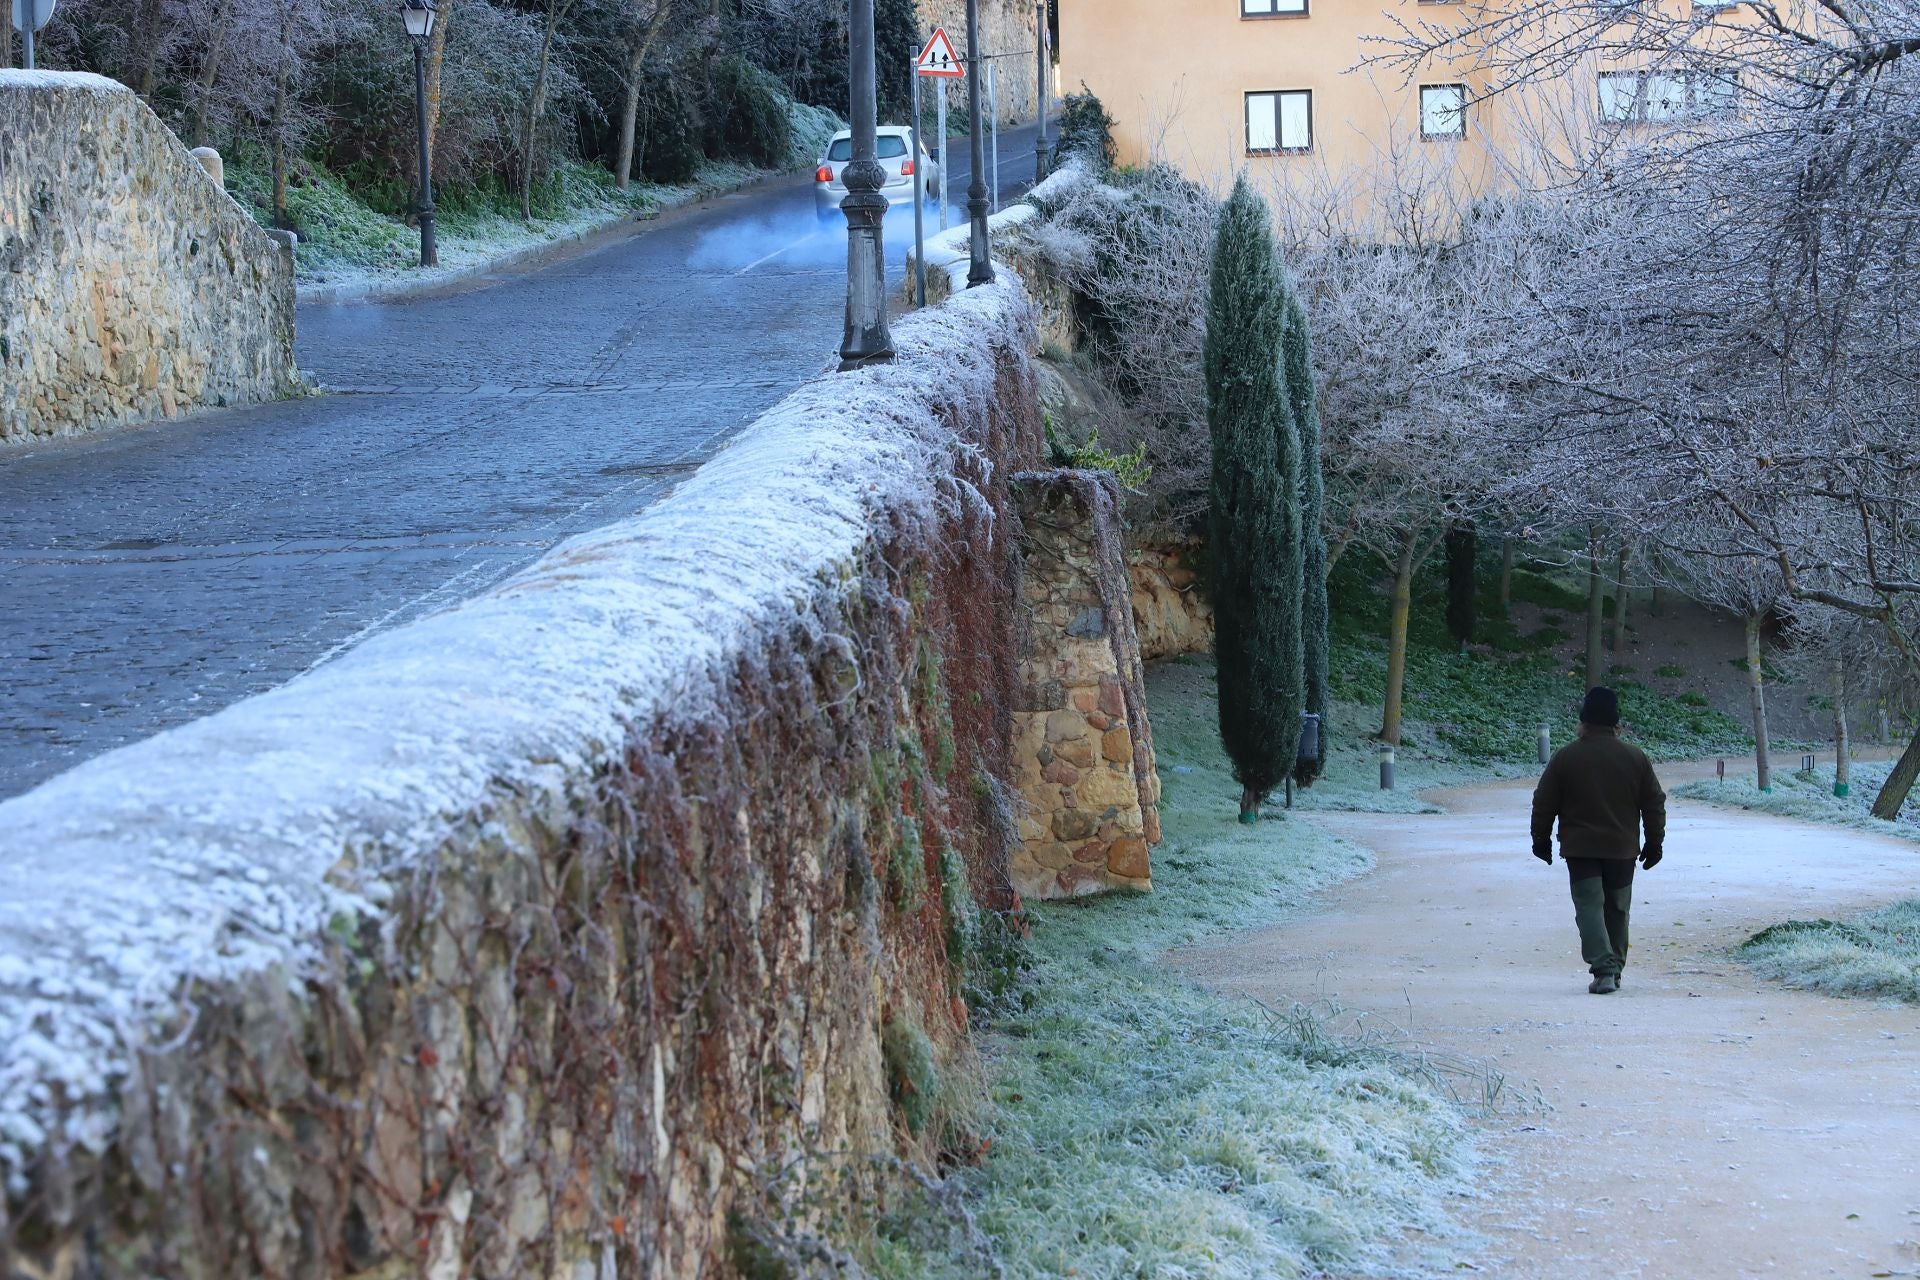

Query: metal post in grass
[839,0,895,370]
[1538,723,1552,765]
[1378,743,1395,791]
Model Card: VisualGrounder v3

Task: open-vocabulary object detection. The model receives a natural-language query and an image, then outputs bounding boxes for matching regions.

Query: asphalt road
[0,123,1045,800]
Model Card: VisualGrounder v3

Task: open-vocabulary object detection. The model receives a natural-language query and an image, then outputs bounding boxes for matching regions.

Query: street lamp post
[1033,0,1049,184]
[839,0,895,369]
[964,0,993,287]
[402,0,438,268]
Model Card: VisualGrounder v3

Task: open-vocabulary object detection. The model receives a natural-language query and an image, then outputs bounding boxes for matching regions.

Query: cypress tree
[1207,178,1305,821]
[1283,290,1330,788]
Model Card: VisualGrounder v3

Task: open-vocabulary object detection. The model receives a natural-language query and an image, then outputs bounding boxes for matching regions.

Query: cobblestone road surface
[0,132,1039,798]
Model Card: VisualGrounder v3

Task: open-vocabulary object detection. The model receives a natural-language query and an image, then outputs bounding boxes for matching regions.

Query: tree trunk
[1649,580,1662,618]
[1833,668,1851,796]
[1584,528,1605,689]
[1380,527,1419,746]
[1611,542,1630,652]
[615,57,645,190]
[425,0,451,159]
[1880,704,1893,744]
[269,17,291,230]
[1745,612,1771,791]
[1499,534,1515,614]
[613,2,674,190]
[1239,785,1260,823]
[520,28,555,221]
[133,0,165,96]
[190,6,230,148]
[1870,727,1920,820]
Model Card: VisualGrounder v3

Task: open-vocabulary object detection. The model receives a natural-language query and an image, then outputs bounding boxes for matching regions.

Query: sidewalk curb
[297,166,806,307]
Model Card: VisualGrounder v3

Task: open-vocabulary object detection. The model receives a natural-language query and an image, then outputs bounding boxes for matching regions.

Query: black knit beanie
[1581,686,1621,727]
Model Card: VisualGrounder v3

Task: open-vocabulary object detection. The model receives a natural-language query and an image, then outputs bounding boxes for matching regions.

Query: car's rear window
[825,136,910,162]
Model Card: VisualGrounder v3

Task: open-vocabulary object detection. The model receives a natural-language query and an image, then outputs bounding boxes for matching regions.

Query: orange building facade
[1055,1,1807,215]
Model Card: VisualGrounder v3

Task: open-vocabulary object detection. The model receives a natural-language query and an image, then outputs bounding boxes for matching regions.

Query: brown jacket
[1531,727,1666,860]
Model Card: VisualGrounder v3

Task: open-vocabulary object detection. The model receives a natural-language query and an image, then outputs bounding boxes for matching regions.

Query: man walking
[1531,687,1666,994]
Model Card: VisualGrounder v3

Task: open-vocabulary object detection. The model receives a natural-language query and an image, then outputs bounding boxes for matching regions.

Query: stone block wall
[1130,538,1215,661]
[0,280,1042,1278]
[0,71,298,445]
[918,0,1044,125]
[1011,470,1161,898]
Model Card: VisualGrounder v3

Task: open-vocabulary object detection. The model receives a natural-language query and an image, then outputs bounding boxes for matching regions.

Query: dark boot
[1588,972,1619,994]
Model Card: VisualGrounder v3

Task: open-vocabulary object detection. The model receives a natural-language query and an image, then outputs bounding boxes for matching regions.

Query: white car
[813,126,941,221]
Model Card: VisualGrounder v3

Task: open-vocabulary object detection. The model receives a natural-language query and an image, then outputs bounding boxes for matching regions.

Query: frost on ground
[0,276,1033,1194]
[1673,759,1920,843]
[874,659,1479,1280]
[1739,901,1920,1004]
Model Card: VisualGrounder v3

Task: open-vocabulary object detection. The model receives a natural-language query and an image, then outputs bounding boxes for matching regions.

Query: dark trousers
[1566,856,1635,977]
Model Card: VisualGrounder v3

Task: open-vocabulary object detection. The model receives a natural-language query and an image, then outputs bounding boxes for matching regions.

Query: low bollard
[1538,723,1552,765]
[1717,759,1725,783]
[1379,744,1396,791]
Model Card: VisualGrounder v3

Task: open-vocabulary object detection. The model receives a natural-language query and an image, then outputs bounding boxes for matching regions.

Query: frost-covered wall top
[0,280,1034,1191]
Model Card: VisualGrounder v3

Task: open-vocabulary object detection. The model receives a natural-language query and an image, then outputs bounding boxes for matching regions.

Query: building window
[1246,90,1312,154]
[1419,84,1467,138]
[1243,0,1308,15]
[1598,69,1738,123]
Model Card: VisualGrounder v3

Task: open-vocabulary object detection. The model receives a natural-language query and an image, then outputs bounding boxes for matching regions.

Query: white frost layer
[911,162,1090,291]
[0,277,1034,1189]
[0,69,130,95]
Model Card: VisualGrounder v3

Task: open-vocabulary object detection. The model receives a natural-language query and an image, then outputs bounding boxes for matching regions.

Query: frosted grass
[1739,900,1920,1004]
[880,660,1482,1279]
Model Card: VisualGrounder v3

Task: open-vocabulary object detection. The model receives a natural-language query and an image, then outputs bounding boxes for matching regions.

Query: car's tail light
[815,165,834,183]
[901,160,915,176]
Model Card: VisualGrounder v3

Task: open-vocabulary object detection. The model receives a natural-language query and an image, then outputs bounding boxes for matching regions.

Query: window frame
[1245,89,1314,155]
[1418,83,1468,140]
[1597,68,1740,124]
[1241,0,1308,17]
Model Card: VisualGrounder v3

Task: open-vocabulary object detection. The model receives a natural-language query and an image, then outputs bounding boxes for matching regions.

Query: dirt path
[1177,769,1920,1279]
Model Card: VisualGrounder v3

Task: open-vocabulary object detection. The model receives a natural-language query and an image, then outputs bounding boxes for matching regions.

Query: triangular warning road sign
[916,27,964,77]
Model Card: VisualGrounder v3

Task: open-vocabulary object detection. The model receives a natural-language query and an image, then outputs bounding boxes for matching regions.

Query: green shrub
[1052,84,1118,171]
[706,56,792,168]
[642,74,705,184]
[882,1015,940,1136]
[1044,417,1153,490]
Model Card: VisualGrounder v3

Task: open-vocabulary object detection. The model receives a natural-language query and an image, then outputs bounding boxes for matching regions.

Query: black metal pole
[839,0,895,368]
[1033,0,1049,183]
[412,38,438,267]
[964,0,993,287]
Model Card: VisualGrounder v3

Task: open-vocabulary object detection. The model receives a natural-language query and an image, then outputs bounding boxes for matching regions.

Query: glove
[1533,846,1552,865]
[1640,846,1663,869]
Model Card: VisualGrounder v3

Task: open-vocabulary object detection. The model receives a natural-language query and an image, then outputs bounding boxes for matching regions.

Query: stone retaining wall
[0,279,1040,1278]
[1130,538,1215,661]
[0,71,298,445]
[1010,471,1160,898]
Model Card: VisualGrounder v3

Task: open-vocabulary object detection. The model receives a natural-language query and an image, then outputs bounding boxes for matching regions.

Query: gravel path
[1178,765,1920,1278]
